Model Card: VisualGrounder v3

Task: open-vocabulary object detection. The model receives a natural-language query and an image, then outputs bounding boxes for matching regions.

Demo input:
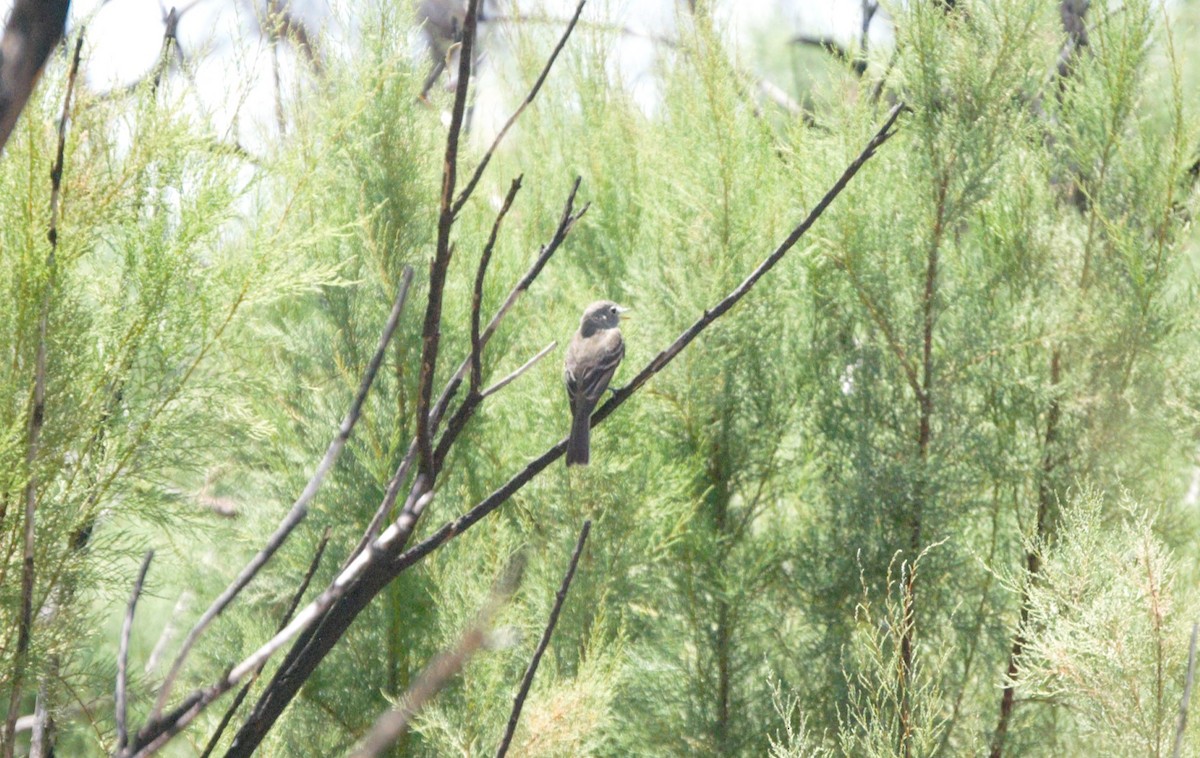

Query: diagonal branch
[452,0,586,217]
[481,341,557,400]
[117,551,155,753]
[148,266,414,722]
[494,521,590,758]
[197,528,331,758]
[472,177,525,393]
[126,494,434,758]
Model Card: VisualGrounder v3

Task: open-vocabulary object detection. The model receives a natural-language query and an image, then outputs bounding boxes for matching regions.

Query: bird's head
[581,300,628,332]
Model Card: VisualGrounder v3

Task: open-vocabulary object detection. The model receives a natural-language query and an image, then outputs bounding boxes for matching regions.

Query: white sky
[1,0,881,151]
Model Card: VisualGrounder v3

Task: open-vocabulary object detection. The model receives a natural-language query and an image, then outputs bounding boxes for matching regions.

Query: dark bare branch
[117,551,155,752]
[494,521,590,758]
[148,266,414,722]
[452,0,586,216]
[416,0,482,480]
[472,177,524,393]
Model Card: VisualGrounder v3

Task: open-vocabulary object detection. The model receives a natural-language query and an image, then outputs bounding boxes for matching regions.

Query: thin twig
[389,103,905,578]
[350,556,525,758]
[148,266,414,722]
[117,551,155,752]
[452,0,586,217]
[482,342,557,399]
[1,36,82,758]
[1173,621,1199,758]
[494,521,590,758]
[144,592,191,674]
[473,177,524,393]
[197,529,331,758]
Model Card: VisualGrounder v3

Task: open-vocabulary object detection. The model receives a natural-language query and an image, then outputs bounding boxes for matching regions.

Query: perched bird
[564,300,628,466]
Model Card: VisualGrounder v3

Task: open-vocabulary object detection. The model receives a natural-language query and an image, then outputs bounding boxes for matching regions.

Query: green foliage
[1013,490,1197,756]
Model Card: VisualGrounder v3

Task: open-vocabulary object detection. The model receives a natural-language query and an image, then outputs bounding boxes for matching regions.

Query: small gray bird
[564,300,627,466]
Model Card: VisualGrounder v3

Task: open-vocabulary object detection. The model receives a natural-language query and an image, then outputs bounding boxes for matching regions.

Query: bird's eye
[610,306,617,314]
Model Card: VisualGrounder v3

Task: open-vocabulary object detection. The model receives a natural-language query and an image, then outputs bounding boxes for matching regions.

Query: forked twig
[452,0,587,216]
[494,521,590,758]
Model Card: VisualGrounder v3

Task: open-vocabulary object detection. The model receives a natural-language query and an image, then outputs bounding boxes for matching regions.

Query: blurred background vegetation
[2,0,1200,755]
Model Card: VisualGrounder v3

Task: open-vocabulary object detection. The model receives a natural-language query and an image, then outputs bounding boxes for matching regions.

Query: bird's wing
[577,337,625,402]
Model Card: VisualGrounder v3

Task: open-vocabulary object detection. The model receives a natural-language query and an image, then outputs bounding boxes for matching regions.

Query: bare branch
[126,492,434,757]
[416,0,482,480]
[452,0,586,217]
[197,529,332,758]
[144,592,191,675]
[791,34,852,62]
[117,551,155,752]
[1173,621,1199,758]
[2,36,82,758]
[481,341,557,399]
[494,521,590,758]
[350,557,524,758]
[473,177,525,393]
[149,266,414,721]
[756,79,802,117]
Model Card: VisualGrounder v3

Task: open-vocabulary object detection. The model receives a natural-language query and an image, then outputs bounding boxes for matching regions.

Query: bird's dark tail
[566,406,591,466]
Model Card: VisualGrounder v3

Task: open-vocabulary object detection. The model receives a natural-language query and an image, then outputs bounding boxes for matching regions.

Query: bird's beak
[617,305,631,320]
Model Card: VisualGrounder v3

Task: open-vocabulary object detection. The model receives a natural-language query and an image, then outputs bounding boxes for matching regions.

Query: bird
[564,300,628,466]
